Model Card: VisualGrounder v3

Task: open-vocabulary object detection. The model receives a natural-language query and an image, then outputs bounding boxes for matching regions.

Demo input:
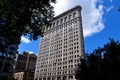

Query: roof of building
[52,5,82,21]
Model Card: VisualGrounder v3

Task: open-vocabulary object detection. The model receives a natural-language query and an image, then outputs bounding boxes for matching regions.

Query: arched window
[73,12,76,18]
[60,19,63,24]
[69,15,72,20]
[64,17,67,22]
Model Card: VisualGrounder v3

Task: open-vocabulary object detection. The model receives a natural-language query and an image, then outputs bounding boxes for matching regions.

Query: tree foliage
[75,39,120,80]
[0,0,56,41]
[118,6,120,11]
[0,0,56,78]
[0,0,56,53]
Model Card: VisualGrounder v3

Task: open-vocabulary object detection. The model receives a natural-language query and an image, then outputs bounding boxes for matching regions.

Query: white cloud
[28,51,34,54]
[53,0,105,37]
[110,0,112,3]
[27,51,38,55]
[21,36,30,44]
[106,6,113,12]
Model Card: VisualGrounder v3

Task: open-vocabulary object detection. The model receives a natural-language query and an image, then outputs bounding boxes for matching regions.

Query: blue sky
[18,0,120,54]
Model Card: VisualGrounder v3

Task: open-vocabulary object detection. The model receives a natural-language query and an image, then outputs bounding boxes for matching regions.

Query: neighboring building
[14,72,24,80]
[0,43,17,79]
[14,71,35,80]
[34,5,84,80]
[14,51,37,80]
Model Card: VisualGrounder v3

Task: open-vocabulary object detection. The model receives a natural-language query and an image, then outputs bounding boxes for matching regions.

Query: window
[63,71,64,74]
[53,22,55,27]
[75,60,76,62]
[69,15,72,20]
[8,54,10,58]
[69,71,70,74]
[64,17,67,22]
[73,12,76,18]
[71,65,73,68]
[10,55,14,58]
[0,52,2,56]
[57,21,59,25]
[3,53,6,56]
[61,19,63,24]
[65,71,67,74]
[75,55,76,58]
[77,46,79,49]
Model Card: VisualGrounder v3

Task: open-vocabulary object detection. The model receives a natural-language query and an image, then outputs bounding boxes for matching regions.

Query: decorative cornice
[52,5,82,21]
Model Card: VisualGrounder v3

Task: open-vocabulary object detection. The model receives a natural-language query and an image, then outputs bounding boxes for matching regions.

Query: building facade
[34,5,84,80]
[14,51,37,80]
[0,43,17,79]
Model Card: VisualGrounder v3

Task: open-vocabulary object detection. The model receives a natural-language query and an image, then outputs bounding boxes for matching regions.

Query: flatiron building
[34,5,84,80]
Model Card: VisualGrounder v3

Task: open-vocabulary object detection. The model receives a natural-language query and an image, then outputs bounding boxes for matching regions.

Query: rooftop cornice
[52,5,82,21]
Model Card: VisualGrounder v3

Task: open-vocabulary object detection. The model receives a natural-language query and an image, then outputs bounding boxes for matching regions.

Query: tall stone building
[34,5,84,80]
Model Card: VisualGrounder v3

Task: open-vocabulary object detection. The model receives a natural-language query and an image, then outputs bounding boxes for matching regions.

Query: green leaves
[0,0,56,42]
[0,0,56,77]
[75,39,120,80]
